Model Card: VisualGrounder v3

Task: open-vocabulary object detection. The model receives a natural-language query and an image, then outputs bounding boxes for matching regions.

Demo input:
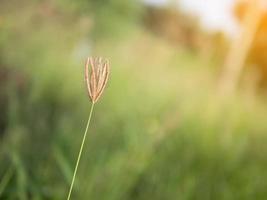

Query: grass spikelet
[66,56,110,200]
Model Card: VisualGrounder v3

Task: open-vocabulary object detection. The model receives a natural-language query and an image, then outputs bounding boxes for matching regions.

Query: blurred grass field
[1,0,267,199]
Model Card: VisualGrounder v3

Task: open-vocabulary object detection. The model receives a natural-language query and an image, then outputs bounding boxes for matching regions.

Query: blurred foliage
[144,6,229,64]
[0,0,267,200]
[55,0,143,39]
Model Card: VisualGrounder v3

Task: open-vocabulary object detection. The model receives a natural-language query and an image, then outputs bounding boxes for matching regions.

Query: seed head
[85,57,110,103]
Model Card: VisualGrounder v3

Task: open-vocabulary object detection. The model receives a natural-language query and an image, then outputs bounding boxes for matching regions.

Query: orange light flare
[218,0,266,95]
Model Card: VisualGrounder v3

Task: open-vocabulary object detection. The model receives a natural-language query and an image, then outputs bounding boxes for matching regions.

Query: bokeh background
[1,0,267,199]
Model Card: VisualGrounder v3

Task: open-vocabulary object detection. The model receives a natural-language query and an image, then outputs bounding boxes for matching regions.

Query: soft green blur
[1,0,267,199]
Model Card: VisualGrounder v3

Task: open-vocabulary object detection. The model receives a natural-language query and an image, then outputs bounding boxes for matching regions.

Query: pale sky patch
[144,0,240,36]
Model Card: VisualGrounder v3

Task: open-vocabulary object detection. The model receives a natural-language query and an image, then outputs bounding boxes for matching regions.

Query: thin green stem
[67,103,95,200]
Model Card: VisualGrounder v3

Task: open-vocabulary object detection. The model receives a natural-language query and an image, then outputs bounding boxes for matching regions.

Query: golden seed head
[85,57,110,103]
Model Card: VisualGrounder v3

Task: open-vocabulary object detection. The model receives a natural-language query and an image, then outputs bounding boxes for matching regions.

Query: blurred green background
[1,0,267,199]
